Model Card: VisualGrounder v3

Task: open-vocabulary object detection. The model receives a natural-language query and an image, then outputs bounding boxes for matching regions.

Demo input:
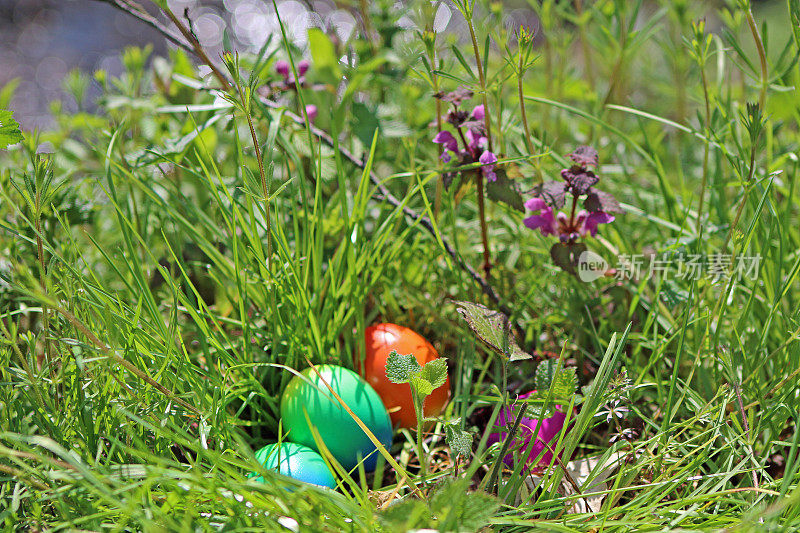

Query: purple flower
[487,391,569,472]
[525,200,615,241]
[466,128,487,152]
[577,210,615,237]
[433,130,459,162]
[298,59,310,77]
[524,198,558,236]
[479,150,498,182]
[275,60,290,79]
[305,104,318,123]
[471,104,485,121]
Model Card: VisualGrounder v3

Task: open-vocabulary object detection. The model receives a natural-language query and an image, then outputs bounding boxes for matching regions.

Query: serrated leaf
[444,423,473,457]
[535,360,577,401]
[551,367,578,398]
[418,358,448,390]
[454,301,532,361]
[584,189,622,213]
[550,241,587,275]
[0,109,24,149]
[535,359,559,391]
[567,168,599,195]
[385,351,421,384]
[569,145,599,166]
[486,168,524,211]
[430,480,499,531]
[533,180,567,209]
[409,376,435,397]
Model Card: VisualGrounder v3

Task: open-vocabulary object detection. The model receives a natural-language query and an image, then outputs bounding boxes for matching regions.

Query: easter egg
[281,365,392,471]
[359,323,450,428]
[251,442,336,488]
[487,391,568,473]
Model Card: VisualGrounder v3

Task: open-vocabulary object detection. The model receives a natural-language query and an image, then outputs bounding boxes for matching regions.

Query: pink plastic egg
[487,391,568,472]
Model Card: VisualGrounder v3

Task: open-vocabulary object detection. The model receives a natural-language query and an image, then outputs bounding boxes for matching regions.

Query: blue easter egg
[251,442,336,488]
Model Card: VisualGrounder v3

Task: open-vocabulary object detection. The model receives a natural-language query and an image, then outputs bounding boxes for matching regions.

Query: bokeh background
[0,0,784,130]
[0,0,540,129]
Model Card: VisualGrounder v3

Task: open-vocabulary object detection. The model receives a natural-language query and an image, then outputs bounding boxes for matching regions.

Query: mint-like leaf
[454,301,531,361]
[0,109,24,149]
[535,359,559,391]
[444,422,472,458]
[486,168,524,212]
[551,367,578,398]
[584,189,622,213]
[569,145,599,167]
[550,241,587,275]
[409,358,447,396]
[418,358,448,390]
[533,180,567,209]
[385,351,421,384]
[535,359,577,401]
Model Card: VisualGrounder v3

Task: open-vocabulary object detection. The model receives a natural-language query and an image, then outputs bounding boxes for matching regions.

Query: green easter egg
[281,365,393,471]
[251,442,336,488]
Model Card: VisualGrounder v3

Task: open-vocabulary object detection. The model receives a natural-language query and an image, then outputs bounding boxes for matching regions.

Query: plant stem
[574,0,595,91]
[466,16,493,279]
[429,42,444,220]
[517,41,534,156]
[723,131,759,251]
[466,21,493,152]
[35,216,54,386]
[695,65,712,235]
[476,172,492,279]
[413,393,428,478]
[232,70,272,272]
[732,381,761,493]
[744,3,768,109]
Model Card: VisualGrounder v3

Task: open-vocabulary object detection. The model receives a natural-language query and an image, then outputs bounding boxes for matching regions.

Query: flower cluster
[524,146,620,243]
[274,59,317,124]
[431,88,499,182]
[275,59,310,87]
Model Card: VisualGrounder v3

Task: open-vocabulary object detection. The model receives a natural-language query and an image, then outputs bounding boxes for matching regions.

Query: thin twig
[91,0,190,50]
[161,5,231,90]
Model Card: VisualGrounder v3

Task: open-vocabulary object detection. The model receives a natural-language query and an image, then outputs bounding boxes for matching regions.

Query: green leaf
[444,422,472,458]
[486,168,524,211]
[409,375,436,397]
[535,359,559,391]
[429,479,500,531]
[552,366,578,398]
[535,359,577,400]
[307,28,341,80]
[550,241,587,275]
[0,79,20,109]
[0,109,24,149]
[454,301,532,361]
[352,102,380,148]
[385,350,421,384]
[418,358,448,390]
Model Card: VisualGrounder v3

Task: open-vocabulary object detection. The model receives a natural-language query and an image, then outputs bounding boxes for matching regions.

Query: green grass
[1,0,800,530]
